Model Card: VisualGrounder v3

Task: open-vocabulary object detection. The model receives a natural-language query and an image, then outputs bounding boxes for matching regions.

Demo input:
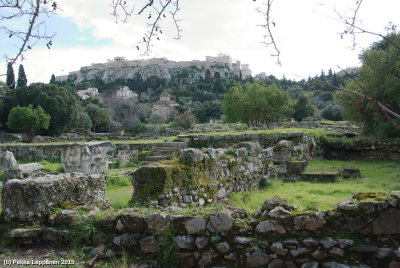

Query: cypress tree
[50,74,56,84]
[6,62,15,89]
[17,64,27,88]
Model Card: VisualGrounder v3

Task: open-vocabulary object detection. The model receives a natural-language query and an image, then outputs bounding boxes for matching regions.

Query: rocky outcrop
[1,173,108,223]
[60,142,115,174]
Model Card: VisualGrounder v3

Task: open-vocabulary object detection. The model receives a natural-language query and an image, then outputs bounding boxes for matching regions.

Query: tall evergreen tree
[6,62,15,89]
[17,64,27,88]
[50,74,56,84]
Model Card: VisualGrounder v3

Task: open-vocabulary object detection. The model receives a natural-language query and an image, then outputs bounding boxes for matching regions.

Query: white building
[116,86,138,99]
[77,87,99,100]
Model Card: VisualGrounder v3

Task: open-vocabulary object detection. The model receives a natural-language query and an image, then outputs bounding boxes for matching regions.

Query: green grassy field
[229,159,400,212]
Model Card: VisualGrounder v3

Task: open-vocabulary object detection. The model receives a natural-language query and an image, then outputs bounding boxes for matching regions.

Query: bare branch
[256,0,281,65]
[0,0,58,64]
[112,0,182,56]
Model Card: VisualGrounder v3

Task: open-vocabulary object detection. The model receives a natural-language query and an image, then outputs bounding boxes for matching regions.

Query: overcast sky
[1,0,400,84]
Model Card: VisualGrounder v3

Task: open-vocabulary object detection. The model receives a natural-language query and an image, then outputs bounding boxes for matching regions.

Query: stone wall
[5,192,400,267]
[320,137,400,160]
[131,143,275,207]
[1,173,108,223]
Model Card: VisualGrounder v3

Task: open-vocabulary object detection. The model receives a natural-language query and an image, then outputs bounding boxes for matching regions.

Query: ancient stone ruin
[4,192,400,267]
[1,173,108,223]
[60,141,115,174]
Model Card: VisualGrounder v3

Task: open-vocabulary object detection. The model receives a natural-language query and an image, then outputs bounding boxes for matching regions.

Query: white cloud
[1,0,400,83]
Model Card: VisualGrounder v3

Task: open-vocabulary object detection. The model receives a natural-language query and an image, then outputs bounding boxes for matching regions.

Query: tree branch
[256,0,281,65]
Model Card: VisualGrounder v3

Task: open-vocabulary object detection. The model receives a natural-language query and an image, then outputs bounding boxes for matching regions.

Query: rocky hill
[56,55,252,84]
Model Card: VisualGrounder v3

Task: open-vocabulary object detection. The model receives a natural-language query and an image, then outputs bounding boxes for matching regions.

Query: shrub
[321,105,343,121]
[174,111,196,129]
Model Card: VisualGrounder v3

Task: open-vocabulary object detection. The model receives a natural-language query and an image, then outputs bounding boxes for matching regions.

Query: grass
[190,127,342,137]
[37,160,64,173]
[229,159,400,212]
[106,186,133,209]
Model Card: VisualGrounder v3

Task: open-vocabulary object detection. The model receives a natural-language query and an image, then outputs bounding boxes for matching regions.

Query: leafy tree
[293,93,316,121]
[17,64,27,88]
[336,32,400,137]
[7,105,50,142]
[321,105,343,121]
[85,103,110,133]
[50,74,56,84]
[75,111,93,131]
[1,83,80,135]
[6,62,15,89]
[223,82,292,127]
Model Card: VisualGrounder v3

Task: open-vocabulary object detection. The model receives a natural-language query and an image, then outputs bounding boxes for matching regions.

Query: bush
[174,111,196,129]
[122,117,141,132]
[148,113,166,124]
[321,105,344,121]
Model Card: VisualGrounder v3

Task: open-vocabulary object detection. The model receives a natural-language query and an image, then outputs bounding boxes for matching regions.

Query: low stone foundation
[131,143,274,207]
[4,192,400,267]
[1,173,108,223]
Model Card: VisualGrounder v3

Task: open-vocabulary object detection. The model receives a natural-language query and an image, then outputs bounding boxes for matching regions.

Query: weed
[158,231,177,265]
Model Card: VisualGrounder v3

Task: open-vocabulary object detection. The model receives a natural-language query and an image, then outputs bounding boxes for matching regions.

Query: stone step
[154,142,188,149]
[153,147,177,153]
[145,156,170,162]
[301,171,341,182]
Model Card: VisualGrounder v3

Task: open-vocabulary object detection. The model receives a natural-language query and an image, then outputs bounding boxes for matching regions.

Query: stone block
[1,173,107,223]
[60,142,115,174]
[5,163,44,181]
[0,151,17,171]
[342,167,360,178]
[179,148,204,164]
[286,161,308,174]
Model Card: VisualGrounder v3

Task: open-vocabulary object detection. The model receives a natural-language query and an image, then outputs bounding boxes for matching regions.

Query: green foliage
[222,82,293,127]
[293,93,316,121]
[50,74,56,84]
[158,231,178,264]
[7,105,50,141]
[85,103,110,133]
[75,111,92,131]
[148,113,166,124]
[321,104,343,121]
[17,64,27,88]
[1,83,80,136]
[37,160,64,173]
[174,110,196,129]
[6,62,15,89]
[336,32,400,137]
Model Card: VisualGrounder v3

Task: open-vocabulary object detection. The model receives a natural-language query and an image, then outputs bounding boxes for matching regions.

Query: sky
[1,0,400,84]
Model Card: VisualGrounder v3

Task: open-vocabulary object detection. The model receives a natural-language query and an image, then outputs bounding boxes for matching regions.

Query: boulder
[207,213,233,233]
[175,235,195,250]
[139,236,160,253]
[268,206,293,219]
[0,151,17,171]
[184,217,206,234]
[256,220,286,234]
[179,148,204,164]
[294,215,326,231]
[119,214,146,233]
[1,173,107,223]
[145,213,170,233]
